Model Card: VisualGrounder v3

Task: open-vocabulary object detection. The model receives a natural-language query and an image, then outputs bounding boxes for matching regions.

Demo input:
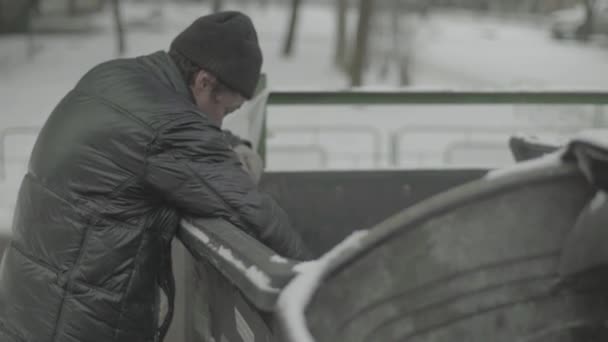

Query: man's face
[191,70,246,126]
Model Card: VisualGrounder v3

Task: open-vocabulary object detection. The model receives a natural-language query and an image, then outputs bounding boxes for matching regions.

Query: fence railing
[0,91,607,178]
[262,90,608,168]
[267,90,608,106]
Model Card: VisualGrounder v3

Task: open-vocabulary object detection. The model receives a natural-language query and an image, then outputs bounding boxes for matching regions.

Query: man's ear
[194,70,216,90]
[192,70,205,91]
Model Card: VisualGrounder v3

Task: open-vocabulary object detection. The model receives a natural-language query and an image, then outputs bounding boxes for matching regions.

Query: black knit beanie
[170,11,263,99]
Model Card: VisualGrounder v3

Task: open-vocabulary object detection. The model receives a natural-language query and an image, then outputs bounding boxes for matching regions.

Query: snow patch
[181,220,279,293]
[293,261,318,273]
[485,150,564,180]
[181,220,211,244]
[270,254,289,264]
[572,129,608,151]
[488,129,608,182]
[217,246,280,293]
[245,266,274,292]
[218,246,248,271]
[590,191,607,213]
[277,230,369,342]
[511,132,566,147]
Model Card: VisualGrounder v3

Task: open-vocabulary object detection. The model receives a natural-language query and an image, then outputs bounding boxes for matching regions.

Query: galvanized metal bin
[178,169,486,342]
[277,137,608,342]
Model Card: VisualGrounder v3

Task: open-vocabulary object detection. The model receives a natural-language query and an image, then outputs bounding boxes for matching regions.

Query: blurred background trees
[0,0,601,82]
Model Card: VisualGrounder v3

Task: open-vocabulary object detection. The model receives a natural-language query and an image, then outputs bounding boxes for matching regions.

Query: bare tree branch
[350,0,373,87]
[282,0,302,57]
[111,0,126,56]
[68,0,78,16]
[579,0,597,40]
[212,0,223,12]
[334,0,348,69]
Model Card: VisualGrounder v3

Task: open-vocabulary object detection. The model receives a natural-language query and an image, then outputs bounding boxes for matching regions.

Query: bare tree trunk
[68,0,78,16]
[334,0,348,69]
[0,1,3,30]
[282,0,302,57]
[0,0,32,33]
[111,0,126,56]
[392,0,411,86]
[391,0,400,59]
[212,0,223,13]
[1,0,7,32]
[29,0,40,15]
[350,0,373,87]
[26,0,36,59]
[579,0,597,40]
[95,0,105,11]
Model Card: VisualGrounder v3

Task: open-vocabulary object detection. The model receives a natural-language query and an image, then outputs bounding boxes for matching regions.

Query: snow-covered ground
[0,1,607,233]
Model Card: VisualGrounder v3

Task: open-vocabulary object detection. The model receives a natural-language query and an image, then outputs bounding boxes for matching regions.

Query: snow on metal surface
[244,266,275,293]
[217,246,248,271]
[217,247,279,293]
[292,261,317,274]
[181,220,279,293]
[590,191,607,213]
[181,220,211,244]
[511,132,567,147]
[512,129,608,151]
[573,129,608,150]
[487,129,608,180]
[270,254,289,264]
[484,149,564,180]
[277,230,369,342]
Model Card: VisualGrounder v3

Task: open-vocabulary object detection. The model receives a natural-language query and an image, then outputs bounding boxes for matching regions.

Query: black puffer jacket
[0,51,308,342]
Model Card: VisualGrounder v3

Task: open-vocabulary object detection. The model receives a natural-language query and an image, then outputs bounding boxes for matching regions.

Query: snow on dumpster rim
[486,129,608,180]
[270,254,289,264]
[510,132,567,147]
[180,219,279,293]
[277,230,369,342]
[571,129,608,151]
[485,147,565,180]
[181,220,211,244]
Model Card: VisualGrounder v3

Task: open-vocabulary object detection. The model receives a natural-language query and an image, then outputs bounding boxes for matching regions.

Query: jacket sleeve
[145,114,311,260]
[222,129,252,149]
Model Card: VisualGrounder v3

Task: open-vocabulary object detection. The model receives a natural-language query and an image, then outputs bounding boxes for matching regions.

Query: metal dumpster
[178,168,487,342]
[277,133,608,342]
[179,132,608,342]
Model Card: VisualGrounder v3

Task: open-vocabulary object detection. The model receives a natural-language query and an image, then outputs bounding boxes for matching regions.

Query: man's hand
[234,144,264,184]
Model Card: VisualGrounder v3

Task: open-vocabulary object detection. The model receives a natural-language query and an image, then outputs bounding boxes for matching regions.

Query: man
[0,11,310,342]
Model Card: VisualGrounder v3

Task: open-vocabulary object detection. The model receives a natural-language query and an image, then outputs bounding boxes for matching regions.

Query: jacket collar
[137,50,194,102]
